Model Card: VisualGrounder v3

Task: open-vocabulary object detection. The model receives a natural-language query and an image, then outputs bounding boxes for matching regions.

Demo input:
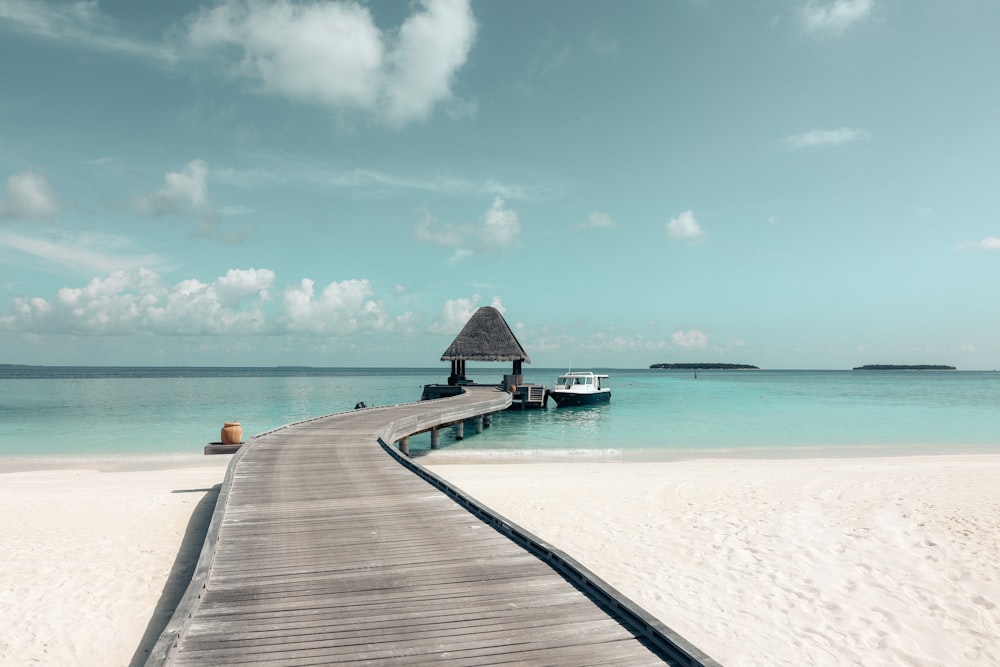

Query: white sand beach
[427,455,1000,667]
[2,453,998,666]
[0,455,230,666]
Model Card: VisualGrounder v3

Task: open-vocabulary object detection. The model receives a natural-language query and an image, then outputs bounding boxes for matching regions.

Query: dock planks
[148,386,716,666]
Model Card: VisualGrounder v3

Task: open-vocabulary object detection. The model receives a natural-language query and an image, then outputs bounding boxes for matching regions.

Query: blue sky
[1,0,998,369]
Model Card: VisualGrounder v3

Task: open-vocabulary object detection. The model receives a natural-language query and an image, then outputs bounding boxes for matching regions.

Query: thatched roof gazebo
[441,306,530,385]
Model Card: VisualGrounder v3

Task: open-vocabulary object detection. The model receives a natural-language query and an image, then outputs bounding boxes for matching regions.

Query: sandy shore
[3,453,998,666]
[0,455,231,666]
[427,455,1000,667]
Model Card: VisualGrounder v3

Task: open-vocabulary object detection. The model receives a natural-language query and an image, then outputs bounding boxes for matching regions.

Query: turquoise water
[1,367,999,459]
[435,368,1000,460]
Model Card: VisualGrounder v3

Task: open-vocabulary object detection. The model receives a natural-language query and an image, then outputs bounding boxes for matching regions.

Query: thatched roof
[440,306,531,363]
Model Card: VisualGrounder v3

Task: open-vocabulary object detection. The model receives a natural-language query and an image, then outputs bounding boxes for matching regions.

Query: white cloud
[382,0,477,126]
[0,0,177,61]
[584,211,616,229]
[215,267,275,306]
[414,215,462,248]
[62,269,272,335]
[186,0,476,126]
[955,237,1000,252]
[339,170,531,199]
[0,170,60,221]
[281,278,388,334]
[0,231,162,274]
[133,160,218,222]
[783,127,869,149]
[481,197,520,248]
[0,269,406,337]
[428,296,478,335]
[215,164,544,201]
[52,271,155,333]
[427,294,504,335]
[187,1,382,110]
[665,210,704,241]
[141,275,267,335]
[2,1,475,126]
[801,0,873,34]
[672,329,708,349]
[444,248,475,264]
[415,197,520,259]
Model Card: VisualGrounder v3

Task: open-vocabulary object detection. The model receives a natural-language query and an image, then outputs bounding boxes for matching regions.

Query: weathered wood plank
[148,387,716,666]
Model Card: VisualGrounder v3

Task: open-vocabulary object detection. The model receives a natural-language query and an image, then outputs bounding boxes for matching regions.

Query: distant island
[650,363,759,370]
[852,364,956,371]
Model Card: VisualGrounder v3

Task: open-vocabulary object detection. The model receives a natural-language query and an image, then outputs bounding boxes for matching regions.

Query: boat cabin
[555,371,609,390]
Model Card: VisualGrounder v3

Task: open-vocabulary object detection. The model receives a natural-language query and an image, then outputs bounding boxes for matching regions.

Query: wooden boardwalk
[148,386,717,666]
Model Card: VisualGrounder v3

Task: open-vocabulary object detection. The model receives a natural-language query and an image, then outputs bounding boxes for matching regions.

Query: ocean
[2,366,999,460]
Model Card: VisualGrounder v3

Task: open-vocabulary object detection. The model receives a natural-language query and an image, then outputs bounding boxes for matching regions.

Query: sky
[1,0,998,370]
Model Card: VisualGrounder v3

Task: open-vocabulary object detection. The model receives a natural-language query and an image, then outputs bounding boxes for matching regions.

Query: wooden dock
[147,386,718,666]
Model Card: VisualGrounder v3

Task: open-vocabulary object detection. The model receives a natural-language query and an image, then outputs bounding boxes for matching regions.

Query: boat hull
[549,389,611,407]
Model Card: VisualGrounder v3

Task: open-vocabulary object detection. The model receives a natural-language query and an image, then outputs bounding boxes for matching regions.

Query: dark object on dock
[853,364,957,371]
[650,363,760,370]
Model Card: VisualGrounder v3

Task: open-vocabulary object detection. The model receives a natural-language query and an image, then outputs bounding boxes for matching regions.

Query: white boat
[549,371,611,407]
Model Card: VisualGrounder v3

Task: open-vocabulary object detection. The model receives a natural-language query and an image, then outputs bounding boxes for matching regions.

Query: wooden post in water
[398,436,409,456]
[484,413,493,428]
[430,428,440,449]
[455,421,464,440]
[475,415,484,434]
